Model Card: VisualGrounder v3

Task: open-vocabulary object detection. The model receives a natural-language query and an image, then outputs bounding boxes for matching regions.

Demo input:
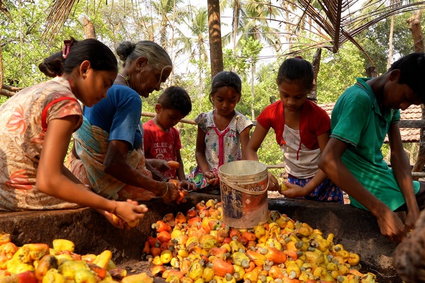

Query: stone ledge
[0,194,400,282]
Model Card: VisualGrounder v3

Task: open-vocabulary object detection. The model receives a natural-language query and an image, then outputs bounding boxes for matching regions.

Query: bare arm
[104,140,173,197]
[240,126,252,160]
[245,123,268,160]
[388,122,419,228]
[195,126,210,173]
[176,149,186,181]
[37,117,146,223]
[319,137,405,242]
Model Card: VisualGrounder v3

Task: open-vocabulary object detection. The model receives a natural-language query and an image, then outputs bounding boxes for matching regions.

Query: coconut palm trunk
[207,0,223,77]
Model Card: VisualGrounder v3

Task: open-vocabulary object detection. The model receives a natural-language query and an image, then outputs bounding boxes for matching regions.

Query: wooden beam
[399,120,425,128]
[412,172,425,177]
[141,112,196,125]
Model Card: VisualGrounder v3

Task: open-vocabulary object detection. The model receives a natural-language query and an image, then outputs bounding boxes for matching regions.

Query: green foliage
[0,1,421,176]
[316,43,366,103]
[357,12,418,74]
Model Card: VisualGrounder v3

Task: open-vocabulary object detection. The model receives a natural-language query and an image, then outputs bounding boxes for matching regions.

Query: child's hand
[205,170,219,185]
[280,182,309,198]
[180,180,196,191]
[267,174,280,191]
[376,208,406,242]
[405,208,420,231]
[105,200,148,229]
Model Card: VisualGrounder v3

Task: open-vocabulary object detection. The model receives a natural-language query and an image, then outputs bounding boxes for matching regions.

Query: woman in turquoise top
[319,53,425,242]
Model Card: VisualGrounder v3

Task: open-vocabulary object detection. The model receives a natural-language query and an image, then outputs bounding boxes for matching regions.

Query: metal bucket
[218,160,269,228]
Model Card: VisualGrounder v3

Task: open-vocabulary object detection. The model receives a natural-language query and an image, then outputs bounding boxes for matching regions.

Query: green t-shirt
[331,78,420,211]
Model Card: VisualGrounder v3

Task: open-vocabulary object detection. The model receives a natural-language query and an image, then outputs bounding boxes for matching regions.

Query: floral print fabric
[287,175,343,203]
[188,110,252,190]
[0,77,82,211]
[196,110,253,170]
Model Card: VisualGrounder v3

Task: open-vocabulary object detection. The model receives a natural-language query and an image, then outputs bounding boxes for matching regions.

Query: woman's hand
[281,182,309,198]
[161,182,179,203]
[267,174,280,191]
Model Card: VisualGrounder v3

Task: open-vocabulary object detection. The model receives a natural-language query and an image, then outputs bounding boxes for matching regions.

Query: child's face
[383,70,422,110]
[155,104,185,130]
[211,86,241,117]
[278,80,309,112]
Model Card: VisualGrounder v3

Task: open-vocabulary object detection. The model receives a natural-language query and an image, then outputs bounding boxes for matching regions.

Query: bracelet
[160,183,169,198]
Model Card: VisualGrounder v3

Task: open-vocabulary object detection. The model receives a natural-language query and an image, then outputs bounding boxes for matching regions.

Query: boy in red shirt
[143,86,195,190]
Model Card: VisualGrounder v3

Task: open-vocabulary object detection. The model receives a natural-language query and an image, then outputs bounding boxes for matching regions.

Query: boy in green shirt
[319,53,425,242]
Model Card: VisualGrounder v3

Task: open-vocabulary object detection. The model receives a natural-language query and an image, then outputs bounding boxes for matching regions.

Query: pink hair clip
[294,56,303,59]
[62,40,72,59]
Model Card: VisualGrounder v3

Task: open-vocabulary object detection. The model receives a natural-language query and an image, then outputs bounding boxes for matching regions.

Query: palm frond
[294,0,425,53]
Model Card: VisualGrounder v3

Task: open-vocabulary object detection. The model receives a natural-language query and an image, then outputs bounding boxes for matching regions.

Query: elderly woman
[71,40,179,206]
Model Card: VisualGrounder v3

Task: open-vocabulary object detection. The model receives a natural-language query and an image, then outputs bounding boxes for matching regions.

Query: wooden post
[408,10,425,179]
[0,45,3,92]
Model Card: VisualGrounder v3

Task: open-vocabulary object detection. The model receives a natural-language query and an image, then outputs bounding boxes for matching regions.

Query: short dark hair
[390,53,425,103]
[210,71,242,101]
[276,57,314,90]
[39,38,117,77]
[158,86,192,116]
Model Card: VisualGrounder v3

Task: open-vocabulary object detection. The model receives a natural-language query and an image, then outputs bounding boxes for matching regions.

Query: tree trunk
[232,0,240,52]
[160,16,168,50]
[79,15,96,39]
[309,48,321,103]
[250,60,255,120]
[387,16,394,69]
[408,10,425,178]
[0,45,3,91]
[408,11,424,52]
[207,0,223,78]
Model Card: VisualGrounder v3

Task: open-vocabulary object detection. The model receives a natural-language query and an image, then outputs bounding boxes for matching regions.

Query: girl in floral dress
[0,38,147,227]
[189,71,253,192]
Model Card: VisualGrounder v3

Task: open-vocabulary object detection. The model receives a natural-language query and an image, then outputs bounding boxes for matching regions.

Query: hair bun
[116,41,136,61]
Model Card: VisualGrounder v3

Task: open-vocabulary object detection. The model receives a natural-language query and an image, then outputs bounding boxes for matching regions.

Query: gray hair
[116,40,172,70]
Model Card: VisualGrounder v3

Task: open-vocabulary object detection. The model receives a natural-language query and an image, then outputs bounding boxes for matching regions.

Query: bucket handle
[220,175,269,195]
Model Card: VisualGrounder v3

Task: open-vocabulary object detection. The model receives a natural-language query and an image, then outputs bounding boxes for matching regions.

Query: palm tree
[285,0,425,58]
[177,7,209,89]
[227,0,282,52]
[207,0,223,77]
[151,0,185,51]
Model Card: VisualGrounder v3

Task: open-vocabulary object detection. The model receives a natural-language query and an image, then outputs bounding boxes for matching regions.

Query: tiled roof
[319,103,423,143]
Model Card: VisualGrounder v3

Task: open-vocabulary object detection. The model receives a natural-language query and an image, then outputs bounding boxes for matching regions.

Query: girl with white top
[246,57,343,202]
